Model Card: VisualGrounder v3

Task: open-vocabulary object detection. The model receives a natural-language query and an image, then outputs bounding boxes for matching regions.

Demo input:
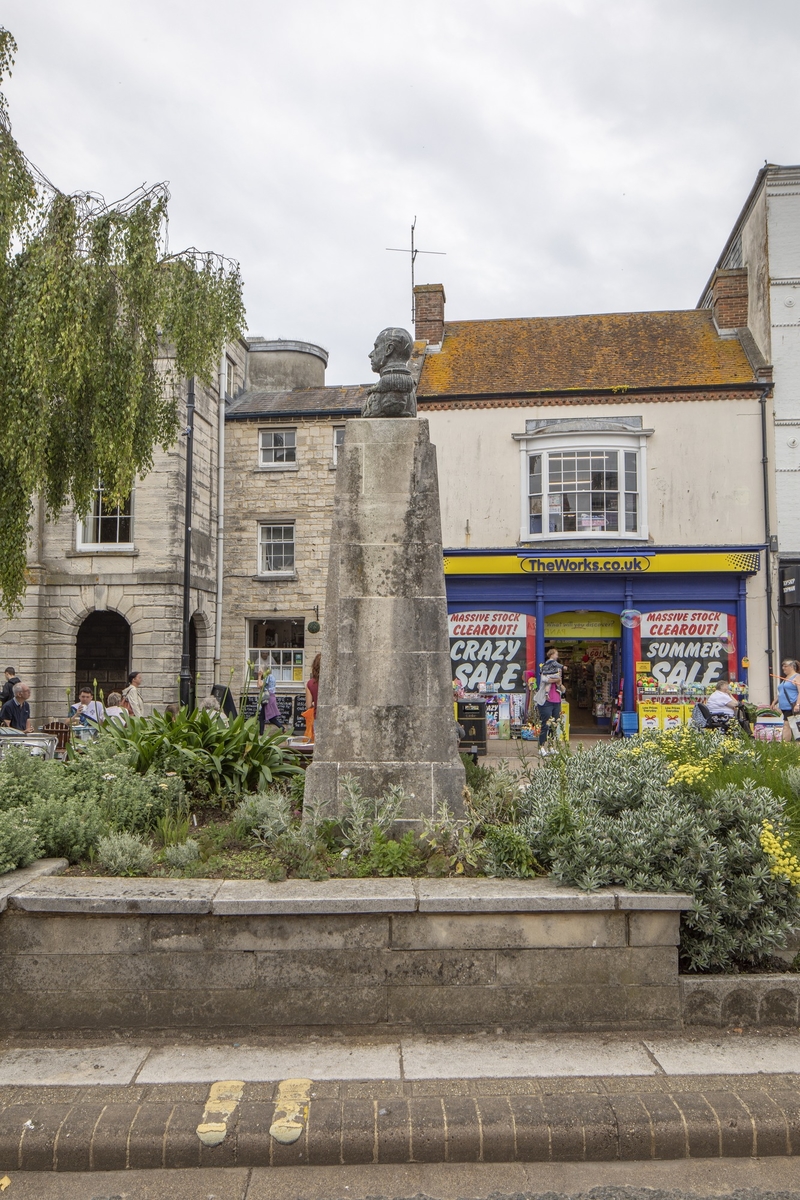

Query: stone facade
[221,405,361,710]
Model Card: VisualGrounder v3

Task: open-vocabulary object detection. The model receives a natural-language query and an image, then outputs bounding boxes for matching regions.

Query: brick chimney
[710,267,748,330]
[414,283,446,345]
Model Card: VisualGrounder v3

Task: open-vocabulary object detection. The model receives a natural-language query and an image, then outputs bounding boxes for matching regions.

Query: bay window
[518,419,649,542]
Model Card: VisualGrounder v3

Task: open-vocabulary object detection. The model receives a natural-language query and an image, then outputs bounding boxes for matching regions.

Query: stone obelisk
[303,327,465,827]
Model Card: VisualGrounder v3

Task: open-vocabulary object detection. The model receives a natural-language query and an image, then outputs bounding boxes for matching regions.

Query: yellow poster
[544,611,621,638]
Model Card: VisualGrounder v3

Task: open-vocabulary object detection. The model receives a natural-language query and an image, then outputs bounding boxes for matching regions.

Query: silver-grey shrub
[97,832,154,877]
[163,838,200,870]
[519,742,800,972]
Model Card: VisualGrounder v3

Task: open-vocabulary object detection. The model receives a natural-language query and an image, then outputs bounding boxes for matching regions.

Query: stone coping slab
[0,859,67,912]
[2,874,692,916]
[415,877,692,912]
[9,877,223,914]
[212,878,417,914]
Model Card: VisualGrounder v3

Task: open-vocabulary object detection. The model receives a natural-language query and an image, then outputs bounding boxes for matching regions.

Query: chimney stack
[710,267,748,330]
[414,283,446,345]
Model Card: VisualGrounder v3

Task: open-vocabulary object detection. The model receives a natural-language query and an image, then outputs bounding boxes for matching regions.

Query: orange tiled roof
[417,310,757,398]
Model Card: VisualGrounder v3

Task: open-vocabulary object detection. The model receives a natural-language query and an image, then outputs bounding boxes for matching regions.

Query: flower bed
[2,719,800,973]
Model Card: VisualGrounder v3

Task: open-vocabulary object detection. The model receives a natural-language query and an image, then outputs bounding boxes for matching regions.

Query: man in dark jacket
[0,668,20,707]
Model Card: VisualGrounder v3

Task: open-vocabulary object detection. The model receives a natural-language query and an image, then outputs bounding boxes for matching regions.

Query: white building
[699,163,800,664]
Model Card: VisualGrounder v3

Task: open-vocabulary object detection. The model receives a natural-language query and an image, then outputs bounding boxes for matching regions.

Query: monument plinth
[303,329,465,825]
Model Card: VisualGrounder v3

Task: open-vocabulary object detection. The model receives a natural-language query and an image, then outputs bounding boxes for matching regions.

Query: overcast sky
[3,1,800,384]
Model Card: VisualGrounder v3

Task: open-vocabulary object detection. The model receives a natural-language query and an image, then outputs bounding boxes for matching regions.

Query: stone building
[220,340,367,722]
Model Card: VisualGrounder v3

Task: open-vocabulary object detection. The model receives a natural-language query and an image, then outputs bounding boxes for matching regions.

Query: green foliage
[465,762,526,829]
[154,807,190,848]
[419,801,482,876]
[0,28,245,612]
[28,793,103,862]
[0,748,53,811]
[482,824,540,879]
[520,738,800,972]
[366,829,421,877]
[0,807,40,873]
[97,831,154,877]
[96,709,300,799]
[460,752,494,794]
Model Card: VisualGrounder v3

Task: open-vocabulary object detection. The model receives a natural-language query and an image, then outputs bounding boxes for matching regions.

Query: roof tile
[417,310,757,397]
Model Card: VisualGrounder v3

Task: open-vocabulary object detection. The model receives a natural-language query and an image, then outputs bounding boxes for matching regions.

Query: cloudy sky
[3,1,800,384]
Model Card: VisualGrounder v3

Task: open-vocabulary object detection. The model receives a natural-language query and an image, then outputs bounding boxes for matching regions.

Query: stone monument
[303,327,465,827]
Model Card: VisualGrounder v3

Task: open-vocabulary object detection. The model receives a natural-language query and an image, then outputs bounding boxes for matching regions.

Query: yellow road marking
[196,1079,245,1147]
[269,1077,312,1145]
[0,1176,9,1191]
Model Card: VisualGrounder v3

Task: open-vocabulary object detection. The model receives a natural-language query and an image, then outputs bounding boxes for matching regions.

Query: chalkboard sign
[293,694,309,735]
[241,694,259,719]
[275,695,295,729]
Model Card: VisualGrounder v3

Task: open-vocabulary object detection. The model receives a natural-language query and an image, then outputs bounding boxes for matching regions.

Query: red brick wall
[414,284,446,344]
[711,268,748,329]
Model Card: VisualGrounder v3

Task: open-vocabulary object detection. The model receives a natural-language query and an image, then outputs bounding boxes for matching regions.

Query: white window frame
[257,521,296,576]
[259,427,297,468]
[76,483,135,551]
[332,425,345,466]
[518,430,649,543]
[225,357,236,399]
[247,618,305,684]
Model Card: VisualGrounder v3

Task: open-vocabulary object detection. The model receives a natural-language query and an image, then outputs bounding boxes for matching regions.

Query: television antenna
[386,216,446,323]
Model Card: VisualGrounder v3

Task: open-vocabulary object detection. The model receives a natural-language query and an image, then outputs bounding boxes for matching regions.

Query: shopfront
[445,547,762,736]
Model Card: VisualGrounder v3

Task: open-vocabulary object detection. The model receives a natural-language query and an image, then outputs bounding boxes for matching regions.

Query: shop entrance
[544,612,622,732]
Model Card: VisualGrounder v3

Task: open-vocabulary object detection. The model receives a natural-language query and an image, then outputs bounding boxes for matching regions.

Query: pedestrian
[0,667,20,707]
[0,682,32,732]
[305,653,321,713]
[706,680,740,727]
[257,667,283,733]
[70,686,105,725]
[303,653,321,742]
[777,659,800,741]
[535,648,564,756]
[104,692,127,723]
[122,671,144,717]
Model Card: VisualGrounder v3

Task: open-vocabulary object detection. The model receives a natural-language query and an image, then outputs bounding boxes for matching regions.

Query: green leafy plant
[0,807,40,873]
[96,710,299,799]
[154,807,191,848]
[366,829,421,877]
[0,28,245,613]
[481,824,540,878]
[96,832,154,877]
[419,801,482,876]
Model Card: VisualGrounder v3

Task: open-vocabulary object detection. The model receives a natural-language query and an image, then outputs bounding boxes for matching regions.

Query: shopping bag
[788,714,800,741]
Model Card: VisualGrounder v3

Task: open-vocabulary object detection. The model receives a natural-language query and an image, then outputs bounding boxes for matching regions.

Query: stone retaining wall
[682,973,800,1027]
[0,871,691,1035]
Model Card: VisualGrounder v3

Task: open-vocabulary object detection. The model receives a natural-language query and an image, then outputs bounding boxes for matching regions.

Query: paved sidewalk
[1,1032,800,1172]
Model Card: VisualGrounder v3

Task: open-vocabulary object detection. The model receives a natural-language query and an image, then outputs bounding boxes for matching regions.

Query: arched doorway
[75,611,130,700]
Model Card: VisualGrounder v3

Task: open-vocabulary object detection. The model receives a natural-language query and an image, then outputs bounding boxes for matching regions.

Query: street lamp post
[179,377,196,709]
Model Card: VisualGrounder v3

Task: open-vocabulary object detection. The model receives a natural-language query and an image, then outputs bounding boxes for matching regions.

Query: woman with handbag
[535,648,565,756]
[257,667,283,734]
[776,659,800,741]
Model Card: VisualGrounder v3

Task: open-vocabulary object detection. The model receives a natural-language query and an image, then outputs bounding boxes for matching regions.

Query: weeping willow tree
[0,29,245,613]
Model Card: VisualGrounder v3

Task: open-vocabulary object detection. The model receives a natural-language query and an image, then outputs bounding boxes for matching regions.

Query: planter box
[0,871,691,1035]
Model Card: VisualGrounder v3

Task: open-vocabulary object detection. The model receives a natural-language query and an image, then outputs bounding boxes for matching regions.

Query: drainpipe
[760,386,776,701]
[179,377,196,708]
[213,352,226,684]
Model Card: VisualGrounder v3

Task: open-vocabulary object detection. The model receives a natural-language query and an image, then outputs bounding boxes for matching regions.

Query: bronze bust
[361,327,416,418]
